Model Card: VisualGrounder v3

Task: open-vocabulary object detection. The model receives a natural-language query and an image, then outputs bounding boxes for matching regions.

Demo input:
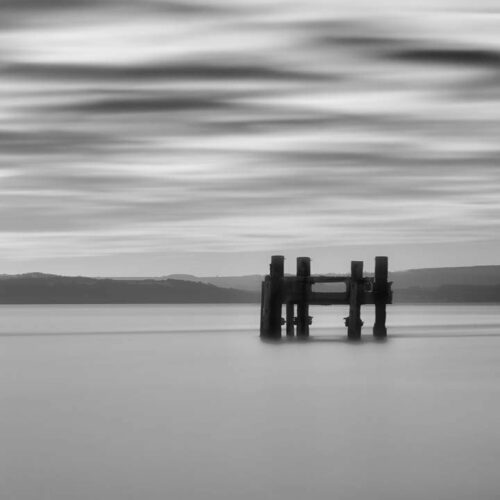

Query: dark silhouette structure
[260,256,392,339]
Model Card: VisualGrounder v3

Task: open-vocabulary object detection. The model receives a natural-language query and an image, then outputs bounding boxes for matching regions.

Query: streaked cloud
[387,47,500,69]
[5,61,329,82]
[1,0,500,273]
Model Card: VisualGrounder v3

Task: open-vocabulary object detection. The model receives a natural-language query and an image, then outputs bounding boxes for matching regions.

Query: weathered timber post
[260,280,266,333]
[347,260,363,340]
[286,302,295,337]
[373,256,389,338]
[296,257,311,337]
[260,255,284,338]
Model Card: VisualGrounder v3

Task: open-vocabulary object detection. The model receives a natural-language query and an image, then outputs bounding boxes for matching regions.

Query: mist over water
[1,304,499,500]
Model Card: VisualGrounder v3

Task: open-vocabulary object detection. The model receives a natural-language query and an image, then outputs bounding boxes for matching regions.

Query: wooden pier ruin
[260,256,392,339]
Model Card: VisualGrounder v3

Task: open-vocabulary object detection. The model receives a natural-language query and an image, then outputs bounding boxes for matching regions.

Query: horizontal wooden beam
[309,292,348,305]
[284,275,348,284]
[285,291,380,306]
[309,276,349,284]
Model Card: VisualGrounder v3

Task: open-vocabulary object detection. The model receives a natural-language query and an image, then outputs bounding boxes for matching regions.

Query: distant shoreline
[2,268,500,304]
[0,300,499,305]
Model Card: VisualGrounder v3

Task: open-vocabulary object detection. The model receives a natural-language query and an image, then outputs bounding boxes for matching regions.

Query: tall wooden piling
[260,281,266,334]
[373,256,388,338]
[296,257,311,337]
[260,255,284,338]
[286,303,295,337]
[347,260,363,340]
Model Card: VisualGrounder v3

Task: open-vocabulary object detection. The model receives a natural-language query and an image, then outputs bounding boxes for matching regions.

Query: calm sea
[1,304,499,500]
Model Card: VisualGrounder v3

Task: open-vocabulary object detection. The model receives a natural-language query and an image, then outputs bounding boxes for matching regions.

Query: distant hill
[165,274,263,292]
[0,274,258,304]
[2,265,500,303]
[395,284,500,303]
[392,266,500,302]
[390,265,500,288]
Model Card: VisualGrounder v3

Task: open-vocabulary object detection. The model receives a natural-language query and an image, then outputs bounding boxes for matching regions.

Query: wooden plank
[309,292,349,305]
[309,276,349,284]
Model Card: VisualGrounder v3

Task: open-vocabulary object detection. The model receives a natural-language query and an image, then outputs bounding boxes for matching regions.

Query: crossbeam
[309,276,349,284]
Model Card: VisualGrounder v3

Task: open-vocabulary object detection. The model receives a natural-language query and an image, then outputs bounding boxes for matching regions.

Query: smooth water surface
[1,304,499,500]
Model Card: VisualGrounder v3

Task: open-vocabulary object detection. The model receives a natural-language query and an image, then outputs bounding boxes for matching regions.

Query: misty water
[1,304,499,500]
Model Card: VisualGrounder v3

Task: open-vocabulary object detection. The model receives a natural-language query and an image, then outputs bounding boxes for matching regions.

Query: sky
[1,0,500,276]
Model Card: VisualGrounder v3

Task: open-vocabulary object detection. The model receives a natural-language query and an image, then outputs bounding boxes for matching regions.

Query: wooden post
[260,278,270,336]
[286,302,295,337]
[260,255,284,338]
[296,257,311,337]
[347,260,363,340]
[260,280,265,333]
[373,256,388,338]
